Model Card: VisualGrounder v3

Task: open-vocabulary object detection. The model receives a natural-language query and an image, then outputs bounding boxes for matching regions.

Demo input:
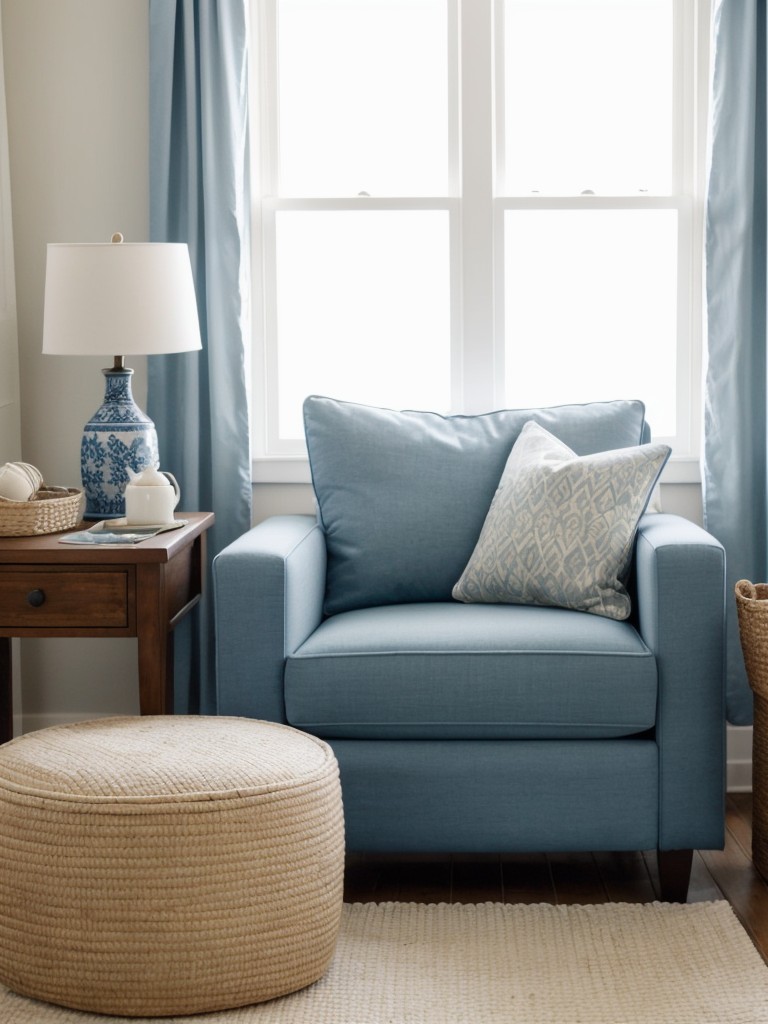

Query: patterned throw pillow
[452,421,671,620]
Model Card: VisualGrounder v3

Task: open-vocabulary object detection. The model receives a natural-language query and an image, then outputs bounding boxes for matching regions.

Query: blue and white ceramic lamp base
[80,367,159,520]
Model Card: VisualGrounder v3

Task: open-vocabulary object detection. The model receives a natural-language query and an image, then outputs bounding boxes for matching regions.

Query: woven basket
[0,716,345,1017]
[735,579,768,880]
[0,487,83,537]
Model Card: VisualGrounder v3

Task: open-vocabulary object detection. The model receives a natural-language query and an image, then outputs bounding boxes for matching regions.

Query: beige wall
[3,0,149,729]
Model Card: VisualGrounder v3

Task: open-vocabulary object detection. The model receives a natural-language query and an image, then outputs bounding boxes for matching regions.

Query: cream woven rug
[2,901,768,1023]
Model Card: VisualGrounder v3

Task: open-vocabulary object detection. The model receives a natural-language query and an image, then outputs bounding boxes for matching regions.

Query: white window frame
[249,0,710,485]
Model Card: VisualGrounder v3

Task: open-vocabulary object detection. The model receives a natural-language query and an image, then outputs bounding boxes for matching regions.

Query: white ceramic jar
[124,467,180,525]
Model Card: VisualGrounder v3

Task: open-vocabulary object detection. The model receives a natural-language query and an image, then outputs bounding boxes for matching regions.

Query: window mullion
[460,0,497,413]
[260,201,282,456]
[672,0,687,197]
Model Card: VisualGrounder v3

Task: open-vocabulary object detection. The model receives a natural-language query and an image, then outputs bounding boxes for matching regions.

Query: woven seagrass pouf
[0,716,345,1017]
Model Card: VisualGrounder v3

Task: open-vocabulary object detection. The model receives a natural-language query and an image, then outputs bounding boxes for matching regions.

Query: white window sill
[661,457,701,485]
[251,456,702,487]
[252,458,313,484]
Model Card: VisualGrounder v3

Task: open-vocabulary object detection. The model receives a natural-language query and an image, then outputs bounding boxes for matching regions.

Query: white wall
[2,0,149,730]
[0,0,19,469]
[0,3,21,738]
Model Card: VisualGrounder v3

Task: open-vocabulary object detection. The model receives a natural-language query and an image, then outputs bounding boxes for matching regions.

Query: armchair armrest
[634,513,726,850]
[213,515,326,722]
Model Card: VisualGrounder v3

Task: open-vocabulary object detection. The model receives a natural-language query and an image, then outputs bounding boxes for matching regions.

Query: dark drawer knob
[27,589,46,608]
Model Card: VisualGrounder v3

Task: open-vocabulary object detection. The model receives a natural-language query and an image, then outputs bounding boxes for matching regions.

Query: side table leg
[0,638,12,743]
[137,630,173,716]
[136,564,173,716]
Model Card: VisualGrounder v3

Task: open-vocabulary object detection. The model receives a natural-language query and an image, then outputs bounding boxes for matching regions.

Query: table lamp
[42,234,202,520]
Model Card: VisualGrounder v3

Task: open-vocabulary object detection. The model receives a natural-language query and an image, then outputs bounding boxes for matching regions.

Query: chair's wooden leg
[657,849,693,902]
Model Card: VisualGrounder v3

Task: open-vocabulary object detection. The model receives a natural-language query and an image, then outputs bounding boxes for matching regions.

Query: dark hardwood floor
[344,793,768,963]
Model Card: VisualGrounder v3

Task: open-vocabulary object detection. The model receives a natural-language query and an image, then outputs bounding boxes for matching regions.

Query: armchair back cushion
[303,395,649,615]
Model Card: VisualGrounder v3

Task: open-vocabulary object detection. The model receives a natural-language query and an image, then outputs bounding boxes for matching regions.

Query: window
[249,0,710,482]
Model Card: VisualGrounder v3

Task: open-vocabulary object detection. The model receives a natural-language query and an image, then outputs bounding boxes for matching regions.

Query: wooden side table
[0,512,214,743]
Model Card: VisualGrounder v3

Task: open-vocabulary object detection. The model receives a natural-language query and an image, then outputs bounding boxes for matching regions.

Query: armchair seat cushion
[285,603,657,740]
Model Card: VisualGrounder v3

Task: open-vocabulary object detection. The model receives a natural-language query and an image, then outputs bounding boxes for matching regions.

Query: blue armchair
[213,397,726,901]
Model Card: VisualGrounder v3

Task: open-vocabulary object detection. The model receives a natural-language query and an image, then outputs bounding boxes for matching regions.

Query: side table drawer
[0,569,129,629]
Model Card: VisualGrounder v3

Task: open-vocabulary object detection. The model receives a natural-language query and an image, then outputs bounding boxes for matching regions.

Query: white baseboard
[727,724,753,792]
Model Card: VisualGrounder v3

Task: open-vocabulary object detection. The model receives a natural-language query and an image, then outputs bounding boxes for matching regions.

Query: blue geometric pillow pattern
[452,421,671,619]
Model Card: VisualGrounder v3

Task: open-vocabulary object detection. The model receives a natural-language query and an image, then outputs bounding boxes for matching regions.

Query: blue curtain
[148,0,252,714]
[704,0,767,724]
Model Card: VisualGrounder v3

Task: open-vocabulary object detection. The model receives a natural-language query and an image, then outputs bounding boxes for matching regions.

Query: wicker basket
[0,716,344,1016]
[735,579,768,880]
[0,487,83,537]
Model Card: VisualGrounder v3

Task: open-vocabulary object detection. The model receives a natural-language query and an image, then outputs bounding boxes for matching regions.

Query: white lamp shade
[42,242,202,356]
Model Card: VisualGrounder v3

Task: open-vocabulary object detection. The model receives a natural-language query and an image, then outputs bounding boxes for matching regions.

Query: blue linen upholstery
[304,396,649,615]
[149,0,252,713]
[703,0,766,725]
[285,603,657,739]
[214,400,726,899]
[331,739,660,853]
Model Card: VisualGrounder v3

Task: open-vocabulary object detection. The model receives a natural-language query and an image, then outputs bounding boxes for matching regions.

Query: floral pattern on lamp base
[80,367,160,520]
